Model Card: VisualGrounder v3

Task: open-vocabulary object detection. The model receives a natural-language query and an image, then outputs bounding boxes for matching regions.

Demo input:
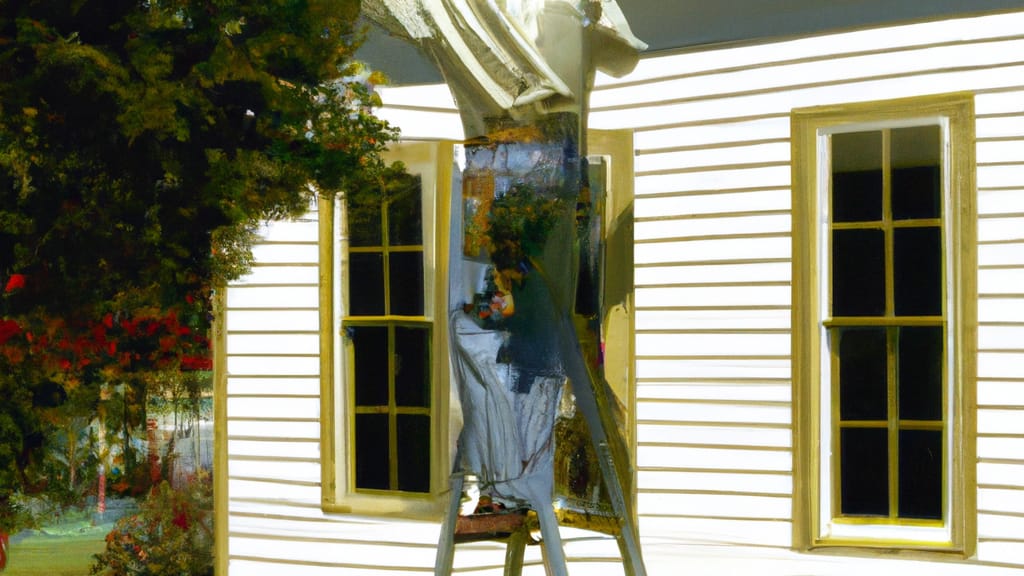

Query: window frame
[320,141,455,518]
[791,93,977,554]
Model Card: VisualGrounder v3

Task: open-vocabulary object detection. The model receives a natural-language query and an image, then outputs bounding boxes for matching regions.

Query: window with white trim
[792,94,976,551]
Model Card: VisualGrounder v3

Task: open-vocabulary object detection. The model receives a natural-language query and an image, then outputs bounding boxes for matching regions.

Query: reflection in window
[832,131,883,223]
[891,125,942,220]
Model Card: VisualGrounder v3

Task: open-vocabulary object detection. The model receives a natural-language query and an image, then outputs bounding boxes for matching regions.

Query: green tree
[1,0,395,317]
[0,0,399,531]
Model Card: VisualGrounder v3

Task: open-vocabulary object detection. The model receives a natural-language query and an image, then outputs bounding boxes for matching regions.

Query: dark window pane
[898,327,943,421]
[388,175,423,246]
[892,166,941,220]
[891,125,942,220]
[832,131,883,223]
[833,171,883,222]
[352,326,389,406]
[355,414,389,490]
[348,199,382,247]
[838,328,888,421]
[349,252,385,316]
[396,414,431,493]
[898,429,943,520]
[840,427,890,516]
[832,229,885,316]
[894,227,942,316]
[394,327,430,407]
[389,251,424,316]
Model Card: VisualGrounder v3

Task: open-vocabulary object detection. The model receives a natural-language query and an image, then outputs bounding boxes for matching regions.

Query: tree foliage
[0,0,399,529]
[1,0,396,318]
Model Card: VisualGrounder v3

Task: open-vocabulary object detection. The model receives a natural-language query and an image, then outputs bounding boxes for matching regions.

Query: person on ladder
[363,2,647,575]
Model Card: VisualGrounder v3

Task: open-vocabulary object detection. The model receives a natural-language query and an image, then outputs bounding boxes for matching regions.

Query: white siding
[222,9,1024,575]
[590,7,1024,568]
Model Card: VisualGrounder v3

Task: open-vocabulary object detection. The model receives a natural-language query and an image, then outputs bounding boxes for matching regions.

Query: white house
[215,8,1024,575]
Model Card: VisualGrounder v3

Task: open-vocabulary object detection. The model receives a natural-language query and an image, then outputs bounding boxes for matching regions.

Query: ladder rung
[454,510,531,543]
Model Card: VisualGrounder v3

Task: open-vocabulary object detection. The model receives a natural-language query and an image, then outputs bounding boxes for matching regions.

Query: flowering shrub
[91,471,213,576]
[3,274,25,294]
[1,294,212,374]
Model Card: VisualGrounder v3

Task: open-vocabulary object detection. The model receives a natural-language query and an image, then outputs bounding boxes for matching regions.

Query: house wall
[219,9,1024,575]
[584,12,1024,567]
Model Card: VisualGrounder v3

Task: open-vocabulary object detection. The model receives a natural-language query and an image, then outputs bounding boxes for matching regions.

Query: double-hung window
[321,141,454,516]
[792,94,976,551]
[346,163,431,495]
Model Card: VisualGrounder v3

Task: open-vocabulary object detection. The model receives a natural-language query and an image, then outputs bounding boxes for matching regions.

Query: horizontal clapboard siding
[222,214,634,574]
[222,9,1024,575]
[223,212,331,570]
[588,8,1024,570]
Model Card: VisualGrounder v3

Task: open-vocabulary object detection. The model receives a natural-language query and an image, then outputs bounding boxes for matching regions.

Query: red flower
[172,510,189,530]
[102,313,114,329]
[120,318,137,336]
[159,336,175,352]
[4,274,25,293]
[0,319,20,345]
[181,355,213,371]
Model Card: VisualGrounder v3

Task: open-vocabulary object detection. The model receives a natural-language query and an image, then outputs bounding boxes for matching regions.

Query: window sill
[805,538,969,560]
[322,492,446,521]
[798,528,966,561]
